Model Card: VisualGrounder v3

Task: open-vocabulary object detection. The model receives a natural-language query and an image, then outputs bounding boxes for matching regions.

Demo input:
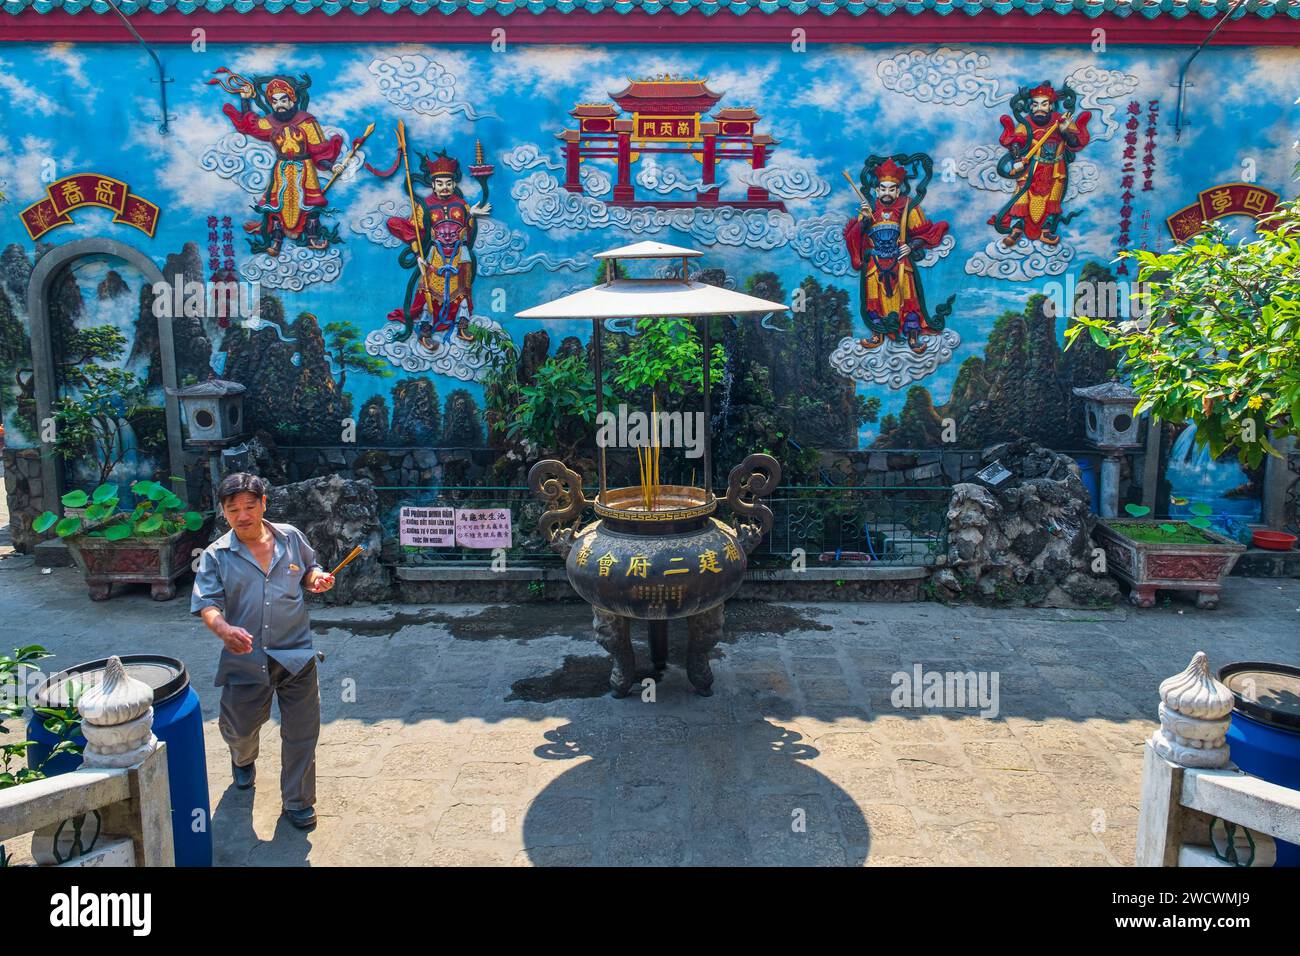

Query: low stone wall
[270,444,497,495]
[819,448,1003,488]
[2,447,44,554]
[1233,548,1300,578]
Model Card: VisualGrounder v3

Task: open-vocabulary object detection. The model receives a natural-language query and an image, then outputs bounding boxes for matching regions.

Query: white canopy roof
[593,241,703,259]
[515,277,789,320]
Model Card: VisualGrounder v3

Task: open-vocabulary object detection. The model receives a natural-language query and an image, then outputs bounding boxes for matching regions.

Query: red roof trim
[3,9,1299,44]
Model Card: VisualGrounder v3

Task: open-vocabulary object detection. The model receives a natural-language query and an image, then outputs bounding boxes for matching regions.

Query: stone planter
[1094,519,1246,609]
[65,524,210,601]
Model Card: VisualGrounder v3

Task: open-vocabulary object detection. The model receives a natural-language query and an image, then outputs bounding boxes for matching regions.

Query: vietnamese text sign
[455,508,513,549]
[399,506,455,547]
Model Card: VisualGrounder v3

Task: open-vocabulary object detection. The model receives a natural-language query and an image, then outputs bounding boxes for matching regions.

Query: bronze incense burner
[514,240,789,697]
[529,454,779,697]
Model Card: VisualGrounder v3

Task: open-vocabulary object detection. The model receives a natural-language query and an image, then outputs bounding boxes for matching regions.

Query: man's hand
[305,570,335,594]
[469,202,492,217]
[897,242,912,257]
[219,624,255,655]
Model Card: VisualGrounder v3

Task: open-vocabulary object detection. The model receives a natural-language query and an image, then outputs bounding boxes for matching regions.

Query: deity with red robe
[217,75,344,257]
[989,82,1092,247]
[843,157,952,355]
[381,152,491,351]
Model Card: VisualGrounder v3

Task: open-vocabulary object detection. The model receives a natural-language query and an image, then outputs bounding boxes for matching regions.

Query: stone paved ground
[2,499,1297,865]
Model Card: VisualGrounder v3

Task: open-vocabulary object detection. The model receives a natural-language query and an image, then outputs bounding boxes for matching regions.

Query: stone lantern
[1072,379,1142,518]
[166,379,248,505]
[168,379,247,444]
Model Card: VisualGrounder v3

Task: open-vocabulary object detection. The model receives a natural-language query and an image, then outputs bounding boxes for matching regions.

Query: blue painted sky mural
[0,41,1296,453]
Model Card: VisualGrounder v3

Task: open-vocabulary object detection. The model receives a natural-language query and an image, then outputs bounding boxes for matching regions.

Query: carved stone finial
[1149,651,1234,769]
[77,656,159,769]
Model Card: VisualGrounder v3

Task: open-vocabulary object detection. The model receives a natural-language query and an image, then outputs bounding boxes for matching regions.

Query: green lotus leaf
[1159,523,1179,534]
[84,503,108,522]
[1189,503,1213,517]
[104,523,133,541]
[87,530,105,538]
[160,493,184,511]
[1124,504,1151,518]
[60,490,88,508]
[136,514,164,535]
[55,516,82,537]
[1188,516,1213,530]
[184,511,205,531]
[32,512,58,534]
[91,483,118,504]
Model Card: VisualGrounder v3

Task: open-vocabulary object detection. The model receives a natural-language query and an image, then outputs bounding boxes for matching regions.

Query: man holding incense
[192,472,334,830]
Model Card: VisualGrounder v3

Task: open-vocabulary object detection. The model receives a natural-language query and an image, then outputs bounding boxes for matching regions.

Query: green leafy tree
[465,324,526,457]
[508,353,613,458]
[1065,201,1300,468]
[324,320,393,392]
[612,317,725,411]
[49,326,150,485]
[1,645,82,793]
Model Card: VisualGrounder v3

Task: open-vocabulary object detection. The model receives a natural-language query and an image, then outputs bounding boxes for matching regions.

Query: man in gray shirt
[192,473,335,829]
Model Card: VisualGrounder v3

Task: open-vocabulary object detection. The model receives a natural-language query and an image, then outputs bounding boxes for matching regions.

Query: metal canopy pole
[594,316,607,506]
[702,315,712,499]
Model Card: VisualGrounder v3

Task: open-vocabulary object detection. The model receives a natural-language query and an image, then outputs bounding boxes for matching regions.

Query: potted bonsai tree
[33,479,208,601]
[1066,200,1300,606]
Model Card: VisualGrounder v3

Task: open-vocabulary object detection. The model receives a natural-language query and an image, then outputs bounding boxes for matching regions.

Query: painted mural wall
[0,41,1295,517]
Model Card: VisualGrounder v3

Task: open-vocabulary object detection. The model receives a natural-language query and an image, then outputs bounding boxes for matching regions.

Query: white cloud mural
[829,330,963,389]
[964,236,1076,282]
[364,313,510,381]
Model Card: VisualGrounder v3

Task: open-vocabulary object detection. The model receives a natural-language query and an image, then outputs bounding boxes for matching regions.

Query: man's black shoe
[232,761,256,790]
[283,806,317,830]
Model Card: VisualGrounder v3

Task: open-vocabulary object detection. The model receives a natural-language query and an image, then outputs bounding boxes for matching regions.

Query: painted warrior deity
[211,71,345,257]
[368,144,492,351]
[989,82,1092,247]
[843,155,953,355]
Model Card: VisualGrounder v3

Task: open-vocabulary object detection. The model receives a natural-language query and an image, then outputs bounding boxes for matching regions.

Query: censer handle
[528,459,587,556]
[725,454,781,555]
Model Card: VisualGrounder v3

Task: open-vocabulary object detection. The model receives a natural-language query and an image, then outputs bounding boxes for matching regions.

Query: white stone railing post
[1137,652,1283,867]
[27,656,174,866]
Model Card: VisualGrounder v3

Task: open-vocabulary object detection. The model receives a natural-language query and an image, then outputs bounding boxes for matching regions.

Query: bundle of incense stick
[329,544,365,577]
[636,392,661,512]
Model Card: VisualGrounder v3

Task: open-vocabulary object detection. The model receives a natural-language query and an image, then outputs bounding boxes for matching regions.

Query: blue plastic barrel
[28,655,213,867]
[1071,455,1101,514]
[1219,662,1300,867]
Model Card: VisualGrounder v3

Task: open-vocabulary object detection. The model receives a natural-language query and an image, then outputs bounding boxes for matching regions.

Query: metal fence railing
[378,484,950,568]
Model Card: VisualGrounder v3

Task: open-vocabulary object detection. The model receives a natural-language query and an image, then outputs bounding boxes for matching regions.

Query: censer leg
[647,620,669,677]
[686,604,725,697]
[593,608,636,699]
